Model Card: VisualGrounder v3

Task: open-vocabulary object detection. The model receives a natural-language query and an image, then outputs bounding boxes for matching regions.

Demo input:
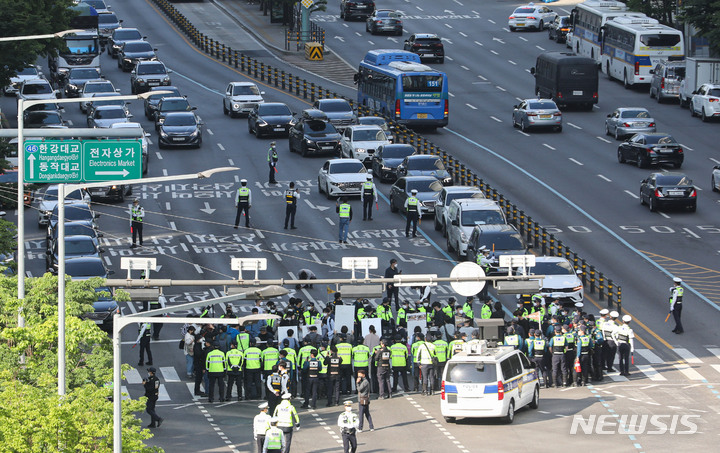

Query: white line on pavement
[474,41,483,46]
[169,221,177,231]
[707,348,720,361]
[518,36,528,42]
[490,116,502,122]
[490,50,498,55]
[155,152,163,160]
[597,174,611,182]
[673,363,705,381]
[466,104,477,110]
[461,65,469,70]
[659,212,671,219]
[459,32,467,37]
[517,131,530,137]
[635,349,663,364]
[496,86,506,91]
[569,158,583,165]
[488,19,495,24]
[542,143,555,150]
[217,143,225,151]
[536,45,545,51]
[194,264,204,274]
[636,365,667,381]
[160,366,180,382]
[158,384,171,401]
[674,348,703,363]
[683,228,700,239]
[567,122,582,129]
[624,190,639,199]
[508,60,517,65]
[125,369,142,384]
[596,136,611,143]
[207,129,214,136]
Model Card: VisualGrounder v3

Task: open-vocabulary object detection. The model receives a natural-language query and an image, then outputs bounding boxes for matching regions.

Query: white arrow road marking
[392,250,423,264]
[199,202,216,214]
[304,199,330,211]
[310,252,339,267]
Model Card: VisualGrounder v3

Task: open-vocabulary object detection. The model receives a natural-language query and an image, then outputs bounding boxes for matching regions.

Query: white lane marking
[474,41,484,46]
[596,136,611,143]
[567,122,582,129]
[635,349,663,364]
[158,384,171,401]
[536,45,545,51]
[155,152,163,160]
[707,348,720,361]
[624,190,639,199]
[449,92,455,97]
[673,363,705,381]
[104,256,112,266]
[674,348,702,364]
[217,143,225,151]
[355,32,362,37]
[368,40,374,45]
[125,369,142,384]
[472,10,480,15]
[680,144,693,151]
[454,0,463,5]
[490,116,502,123]
[636,365,667,381]
[543,143,555,150]
[502,27,510,32]
[416,6,423,11]
[517,131,530,137]
[160,366,181,382]
[710,158,720,165]
[460,65,470,70]
[207,129,214,136]
[597,174,611,182]
[194,264,204,274]
[165,202,171,210]
[659,212,671,219]
[466,104,477,110]
[478,75,487,81]
[162,169,168,176]
[446,56,454,61]
[326,217,335,225]
[683,228,700,239]
[490,50,498,55]
[496,86,506,92]
[711,364,720,376]
[508,60,517,65]
[169,221,177,231]
[459,32,467,37]
[146,137,153,145]
[570,159,585,166]
[606,372,629,382]
[273,253,283,261]
[180,242,189,252]
[228,158,235,166]
[488,19,495,24]
[445,23,453,29]
[518,36,528,42]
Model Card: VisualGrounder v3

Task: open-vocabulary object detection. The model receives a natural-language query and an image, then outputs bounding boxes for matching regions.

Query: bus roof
[363,49,421,66]
[575,0,629,13]
[537,51,597,65]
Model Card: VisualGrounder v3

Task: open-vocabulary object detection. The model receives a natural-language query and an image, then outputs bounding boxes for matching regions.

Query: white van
[445,198,506,260]
[440,341,540,424]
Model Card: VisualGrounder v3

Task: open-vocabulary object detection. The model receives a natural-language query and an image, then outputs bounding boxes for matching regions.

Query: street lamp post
[0,29,85,43]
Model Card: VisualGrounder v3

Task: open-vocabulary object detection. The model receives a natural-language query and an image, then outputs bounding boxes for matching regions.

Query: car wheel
[301,143,309,157]
[325,184,333,200]
[674,162,682,169]
[650,87,655,99]
[538,20,544,31]
[640,192,646,205]
[713,176,718,192]
[318,178,323,194]
[529,386,540,409]
[130,84,136,95]
[438,57,444,64]
[444,416,456,423]
[637,155,646,168]
[223,102,229,115]
[614,127,620,141]
[657,92,663,104]
[689,202,697,213]
[118,191,125,203]
[509,26,516,32]
[158,142,165,150]
[690,103,696,117]
[606,62,613,81]
[649,196,657,212]
[390,196,398,213]
[434,216,441,231]
[617,149,625,163]
[255,126,262,138]
[548,29,553,40]
[623,71,631,89]
[555,125,562,133]
[446,235,454,253]
[503,400,515,424]
[512,115,518,128]
[520,120,528,133]
[702,108,709,123]
[604,123,610,136]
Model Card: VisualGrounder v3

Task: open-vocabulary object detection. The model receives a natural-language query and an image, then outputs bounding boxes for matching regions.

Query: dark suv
[130,61,171,94]
[403,33,444,63]
[465,225,531,272]
[340,0,375,21]
[312,98,357,132]
[288,109,342,157]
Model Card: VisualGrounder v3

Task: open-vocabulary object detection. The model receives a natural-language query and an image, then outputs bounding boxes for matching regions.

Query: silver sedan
[605,107,656,140]
[512,99,562,132]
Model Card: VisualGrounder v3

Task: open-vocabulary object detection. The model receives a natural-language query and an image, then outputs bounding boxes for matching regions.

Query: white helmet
[610,311,619,318]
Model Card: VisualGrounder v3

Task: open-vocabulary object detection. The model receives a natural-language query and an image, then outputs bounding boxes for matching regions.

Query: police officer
[375,339,392,399]
[361,173,377,221]
[476,246,492,300]
[234,179,252,228]
[143,367,163,428]
[338,400,359,453]
[137,320,152,366]
[301,349,321,409]
[414,333,436,396]
[266,364,284,413]
[503,326,524,351]
[352,338,371,380]
[325,345,342,406]
[335,334,353,395]
[390,336,410,393]
[670,277,684,334]
[590,319,604,381]
[263,417,286,453]
[603,311,619,372]
[268,141,279,184]
[562,324,577,387]
[384,259,401,310]
[432,333,448,389]
[206,342,227,403]
[396,300,412,328]
[463,296,476,319]
[244,340,263,400]
[273,392,300,452]
[576,325,594,386]
[226,342,244,401]
[480,299,492,319]
[613,315,635,377]
[404,188,420,238]
[548,326,567,387]
[284,182,299,230]
[527,330,549,388]
[130,198,144,248]
[336,197,352,243]
[253,402,271,453]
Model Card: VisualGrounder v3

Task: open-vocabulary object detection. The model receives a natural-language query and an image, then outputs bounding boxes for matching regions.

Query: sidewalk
[173,0,357,88]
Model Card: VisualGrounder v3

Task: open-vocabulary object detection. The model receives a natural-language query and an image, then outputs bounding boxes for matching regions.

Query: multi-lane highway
[4,0,720,450]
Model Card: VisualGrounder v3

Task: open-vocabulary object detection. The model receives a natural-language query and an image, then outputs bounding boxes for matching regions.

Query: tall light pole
[0,29,84,42]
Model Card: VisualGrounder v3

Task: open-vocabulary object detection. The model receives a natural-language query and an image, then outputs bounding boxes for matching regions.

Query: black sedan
[640,172,697,212]
[366,9,403,36]
[118,40,157,71]
[144,85,181,120]
[158,111,203,148]
[65,256,113,280]
[396,154,453,185]
[82,286,119,332]
[109,27,143,58]
[371,144,416,182]
[48,203,98,237]
[548,16,570,43]
[248,102,294,138]
[63,67,104,97]
[46,235,103,273]
[389,175,442,217]
[617,133,684,169]
[24,110,64,128]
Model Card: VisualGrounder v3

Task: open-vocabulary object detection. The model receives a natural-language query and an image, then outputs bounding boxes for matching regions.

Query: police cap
[258,402,269,410]
[599,309,609,315]
[622,315,632,323]
[411,189,418,194]
[147,367,156,373]
[673,277,682,283]
[610,311,619,318]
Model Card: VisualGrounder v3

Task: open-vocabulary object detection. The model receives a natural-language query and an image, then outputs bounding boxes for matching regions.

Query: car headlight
[443,177,452,184]
[138,79,147,85]
[257,119,268,126]
[460,231,467,242]
[158,118,165,124]
[67,83,77,90]
[159,130,168,138]
[163,76,170,83]
[123,58,131,63]
[189,130,199,138]
[305,138,313,145]
[573,285,583,291]
[356,148,366,154]
[381,165,391,170]
[233,103,240,109]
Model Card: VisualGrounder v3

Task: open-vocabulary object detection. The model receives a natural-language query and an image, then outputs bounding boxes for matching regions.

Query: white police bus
[600,16,684,88]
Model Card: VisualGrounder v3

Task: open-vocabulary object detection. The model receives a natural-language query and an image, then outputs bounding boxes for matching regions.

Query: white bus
[600,16,684,88]
[569,0,645,63]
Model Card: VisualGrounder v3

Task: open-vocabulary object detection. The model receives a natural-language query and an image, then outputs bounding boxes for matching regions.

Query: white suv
[441,341,540,424]
[445,199,506,259]
[340,124,390,164]
[529,256,584,305]
[690,83,720,122]
[223,82,265,117]
[433,186,485,235]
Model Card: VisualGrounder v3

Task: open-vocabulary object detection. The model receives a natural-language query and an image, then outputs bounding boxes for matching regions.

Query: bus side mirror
[529,67,536,75]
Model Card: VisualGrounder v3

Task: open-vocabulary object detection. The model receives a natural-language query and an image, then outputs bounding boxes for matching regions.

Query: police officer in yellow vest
[244,339,263,400]
[352,338,371,380]
[527,329,549,388]
[206,342,227,403]
[273,392,300,452]
[390,336,410,393]
[130,198,144,248]
[503,326,524,351]
[336,334,353,395]
[234,179,252,228]
[284,182,299,230]
[226,341,244,401]
[361,173,378,221]
[463,296,475,319]
[404,188,420,238]
[670,277,684,334]
[268,141,279,184]
[432,333,449,389]
[337,197,352,243]
[262,417,286,453]
[576,325,595,385]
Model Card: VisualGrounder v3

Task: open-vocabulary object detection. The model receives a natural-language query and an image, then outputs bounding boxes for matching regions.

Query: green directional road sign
[24,139,142,183]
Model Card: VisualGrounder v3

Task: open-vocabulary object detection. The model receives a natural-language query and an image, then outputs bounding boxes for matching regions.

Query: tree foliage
[0,0,77,87]
[681,0,720,57]
[0,273,161,452]
[626,0,677,24]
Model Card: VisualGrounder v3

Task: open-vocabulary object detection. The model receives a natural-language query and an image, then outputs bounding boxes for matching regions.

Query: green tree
[0,273,160,452]
[0,0,77,87]
[626,0,678,25]
[681,0,720,57]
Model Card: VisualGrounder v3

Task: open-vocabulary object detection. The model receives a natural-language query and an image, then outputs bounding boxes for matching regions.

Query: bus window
[402,75,443,93]
[640,34,681,48]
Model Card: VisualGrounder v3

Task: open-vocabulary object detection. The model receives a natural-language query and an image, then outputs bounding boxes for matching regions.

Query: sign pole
[57,183,67,396]
[16,98,25,327]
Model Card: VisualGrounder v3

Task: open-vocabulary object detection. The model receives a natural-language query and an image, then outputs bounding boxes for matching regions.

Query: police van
[440,341,539,424]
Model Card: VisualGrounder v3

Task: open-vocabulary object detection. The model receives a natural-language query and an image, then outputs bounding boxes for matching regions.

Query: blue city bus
[357,50,448,129]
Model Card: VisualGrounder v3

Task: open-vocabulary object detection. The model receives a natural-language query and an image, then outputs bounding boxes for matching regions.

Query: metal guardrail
[150,0,622,312]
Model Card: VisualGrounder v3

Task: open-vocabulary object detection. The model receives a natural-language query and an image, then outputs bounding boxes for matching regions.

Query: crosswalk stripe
[635,365,666,381]
[187,382,201,399]
[673,364,705,381]
[606,372,629,382]
[635,348,663,364]
[160,366,181,382]
[158,384,171,401]
[674,348,702,364]
[707,348,720,362]
[125,368,142,384]
[711,364,720,376]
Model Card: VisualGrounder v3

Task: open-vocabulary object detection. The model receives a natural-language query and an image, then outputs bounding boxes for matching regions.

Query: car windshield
[95,108,124,119]
[44,188,84,202]
[531,260,574,275]
[330,162,365,174]
[65,223,96,237]
[114,29,142,40]
[91,98,124,108]
[27,112,61,124]
[445,362,497,384]
[70,68,100,79]
[65,260,105,278]
[407,179,438,193]
[51,205,93,222]
[382,146,415,159]
[665,66,685,79]
[480,233,524,250]
[621,110,650,118]
[353,129,386,141]
[307,120,336,133]
[125,42,153,53]
[528,101,557,110]
[360,117,386,127]
[416,38,440,45]
[161,100,190,111]
[461,210,504,226]
[65,239,97,255]
[27,103,60,111]
[446,192,483,204]
[137,63,165,75]
[560,17,570,26]
[377,11,400,18]
[64,38,98,55]
[514,7,535,14]
[409,157,444,171]
[98,13,118,25]
[402,75,443,93]
[84,83,113,93]
[319,101,352,113]
[84,0,107,8]
[640,33,681,48]
[259,104,291,115]
[232,85,260,96]
[709,88,720,97]
[656,175,691,186]
[17,67,38,76]
[646,135,677,145]
[164,115,196,126]
[23,82,52,94]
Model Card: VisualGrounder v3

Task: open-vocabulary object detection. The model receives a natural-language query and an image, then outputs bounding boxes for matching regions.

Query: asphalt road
[3,0,720,451]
